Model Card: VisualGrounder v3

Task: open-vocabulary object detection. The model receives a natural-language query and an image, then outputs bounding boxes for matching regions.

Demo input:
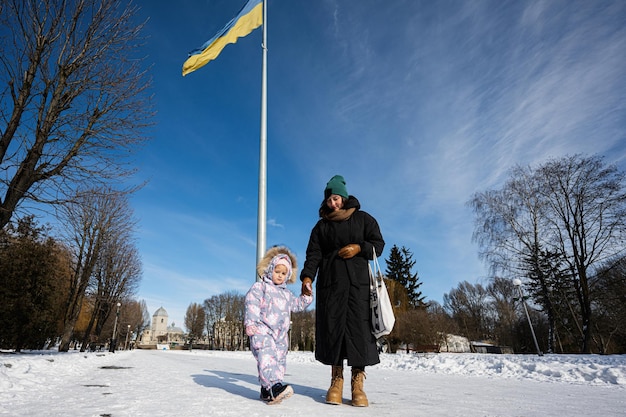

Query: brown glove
[301,277,313,296]
[338,244,361,259]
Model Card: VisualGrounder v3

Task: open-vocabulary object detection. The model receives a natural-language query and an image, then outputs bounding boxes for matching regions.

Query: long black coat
[300,196,385,367]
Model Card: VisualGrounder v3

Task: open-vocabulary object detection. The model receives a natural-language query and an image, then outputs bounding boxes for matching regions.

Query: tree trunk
[79,305,100,352]
[58,269,92,352]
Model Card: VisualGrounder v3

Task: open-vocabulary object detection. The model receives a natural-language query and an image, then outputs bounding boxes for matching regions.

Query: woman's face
[326,194,344,211]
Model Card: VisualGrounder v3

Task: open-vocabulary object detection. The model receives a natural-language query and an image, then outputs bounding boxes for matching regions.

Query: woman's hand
[338,244,361,259]
[301,277,313,296]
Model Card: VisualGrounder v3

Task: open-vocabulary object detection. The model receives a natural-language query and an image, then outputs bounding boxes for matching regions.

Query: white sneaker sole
[267,385,294,405]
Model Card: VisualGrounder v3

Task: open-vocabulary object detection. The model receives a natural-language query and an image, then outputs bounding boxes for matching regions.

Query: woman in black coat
[300,175,384,407]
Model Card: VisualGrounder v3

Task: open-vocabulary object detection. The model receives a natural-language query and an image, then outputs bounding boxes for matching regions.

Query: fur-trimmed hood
[256,245,298,284]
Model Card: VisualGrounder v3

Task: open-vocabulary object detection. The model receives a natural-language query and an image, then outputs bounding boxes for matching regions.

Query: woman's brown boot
[351,367,368,407]
[325,365,343,405]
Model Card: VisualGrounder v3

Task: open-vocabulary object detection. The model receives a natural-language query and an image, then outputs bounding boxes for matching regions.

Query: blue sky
[130,0,626,328]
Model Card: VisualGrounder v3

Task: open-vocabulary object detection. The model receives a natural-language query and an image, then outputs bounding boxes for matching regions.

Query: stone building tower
[151,306,168,340]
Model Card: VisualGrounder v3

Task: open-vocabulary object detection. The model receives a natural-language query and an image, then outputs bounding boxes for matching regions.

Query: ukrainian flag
[182,0,263,76]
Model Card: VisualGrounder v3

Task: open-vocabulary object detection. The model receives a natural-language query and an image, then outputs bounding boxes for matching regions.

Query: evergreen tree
[385,245,425,308]
[0,216,68,351]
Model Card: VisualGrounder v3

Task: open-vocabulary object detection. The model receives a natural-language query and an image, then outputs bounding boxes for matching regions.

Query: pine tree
[385,245,425,308]
[0,216,68,351]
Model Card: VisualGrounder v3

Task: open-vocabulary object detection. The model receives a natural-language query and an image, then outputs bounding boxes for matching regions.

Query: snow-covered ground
[1,349,625,416]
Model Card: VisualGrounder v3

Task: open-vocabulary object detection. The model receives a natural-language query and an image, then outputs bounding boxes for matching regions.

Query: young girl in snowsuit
[244,246,313,404]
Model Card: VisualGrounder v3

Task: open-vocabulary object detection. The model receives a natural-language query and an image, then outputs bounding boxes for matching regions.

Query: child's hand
[301,277,313,296]
[245,325,258,336]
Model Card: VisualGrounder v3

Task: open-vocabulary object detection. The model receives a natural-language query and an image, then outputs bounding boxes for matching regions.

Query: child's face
[272,264,289,285]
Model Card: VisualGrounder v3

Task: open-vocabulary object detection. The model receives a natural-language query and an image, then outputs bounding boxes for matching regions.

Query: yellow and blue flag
[182,0,263,76]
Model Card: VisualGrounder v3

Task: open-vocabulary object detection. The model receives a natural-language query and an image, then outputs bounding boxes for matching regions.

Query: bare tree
[470,165,547,273]
[469,165,563,352]
[203,291,245,350]
[426,301,458,347]
[185,303,206,347]
[203,295,223,349]
[132,300,151,344]
[470,154,626,353]
[443,281,492,342]
[383,278,410,352]
[80,232,142,351]
[537,155,626,352]
[593,257,626,353]
[290,309,315,351]
[57,188,136,352]
[223,292,245,350]
[486,277,518,349]
[0,0,152,228]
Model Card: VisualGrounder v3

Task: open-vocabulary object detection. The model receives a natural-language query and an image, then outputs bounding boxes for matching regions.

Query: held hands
[301,277,313,296]
[338,243,361,259]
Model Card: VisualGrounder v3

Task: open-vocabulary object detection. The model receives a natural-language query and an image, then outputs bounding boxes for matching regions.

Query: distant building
[470,340,514,354]
[440,334,472,353]
[138,306,185,348]
[212,318,245,351]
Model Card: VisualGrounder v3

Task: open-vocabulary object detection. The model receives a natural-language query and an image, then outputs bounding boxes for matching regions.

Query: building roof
[168,325,184,334]
[153,307,168,317]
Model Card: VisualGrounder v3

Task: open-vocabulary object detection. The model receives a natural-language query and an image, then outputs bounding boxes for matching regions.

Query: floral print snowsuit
[244,258,312,389]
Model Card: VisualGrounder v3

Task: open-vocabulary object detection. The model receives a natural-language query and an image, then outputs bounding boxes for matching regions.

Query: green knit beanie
[324,175,349,199]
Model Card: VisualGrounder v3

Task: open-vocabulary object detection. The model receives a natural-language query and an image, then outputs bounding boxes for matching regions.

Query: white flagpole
[256,0,268,279]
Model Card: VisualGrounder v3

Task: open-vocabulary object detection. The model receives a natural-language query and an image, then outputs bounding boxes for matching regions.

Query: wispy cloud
[267,218,284,228]
[296,0,625,297]
[134,0,625,319]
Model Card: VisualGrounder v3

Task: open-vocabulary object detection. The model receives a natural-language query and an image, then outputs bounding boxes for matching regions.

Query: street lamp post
[125,324,131,350]
[513,279,543,356]
[109,302,121,353]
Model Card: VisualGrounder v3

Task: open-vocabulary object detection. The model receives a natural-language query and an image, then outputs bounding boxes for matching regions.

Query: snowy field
[1,349,625,416]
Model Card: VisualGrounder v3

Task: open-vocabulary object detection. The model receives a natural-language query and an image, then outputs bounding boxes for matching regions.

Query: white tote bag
[369,249,395,338]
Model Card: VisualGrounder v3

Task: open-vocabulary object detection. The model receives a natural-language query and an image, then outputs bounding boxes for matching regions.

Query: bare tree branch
[0,0,153,228]
[57,187,138,352]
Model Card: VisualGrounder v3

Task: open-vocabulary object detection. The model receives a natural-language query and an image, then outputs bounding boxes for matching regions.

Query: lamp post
[513,279,543,356]
[109,302,121,353]
[125,324,131,350]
